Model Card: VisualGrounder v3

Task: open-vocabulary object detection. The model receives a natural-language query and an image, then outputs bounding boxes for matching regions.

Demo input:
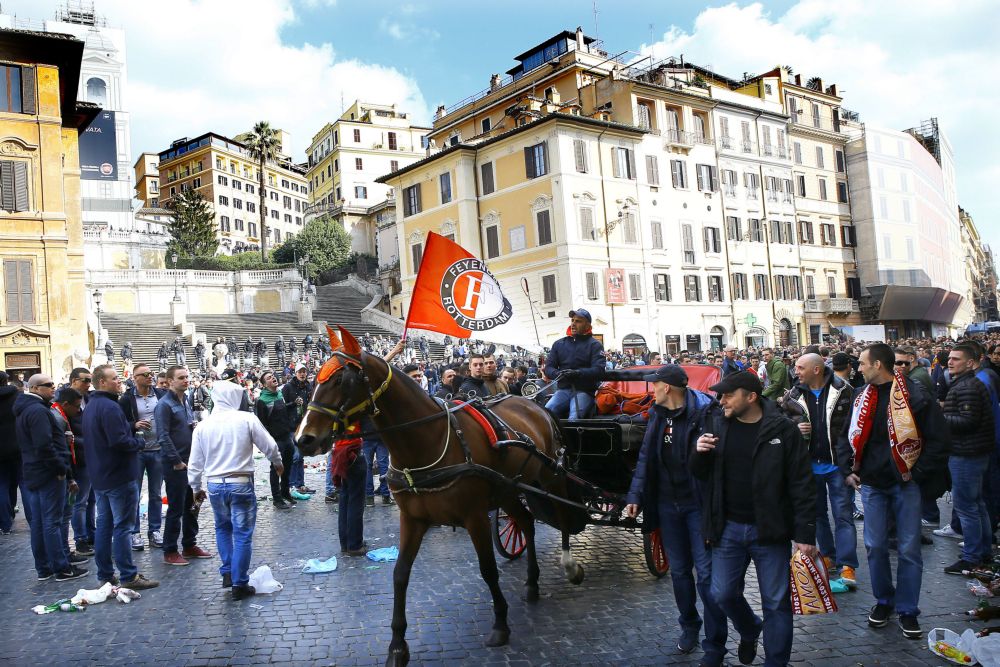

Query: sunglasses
[135,372,153,377]
[77,378,92,383]
[37,382,55,388]
[894,360,911,366]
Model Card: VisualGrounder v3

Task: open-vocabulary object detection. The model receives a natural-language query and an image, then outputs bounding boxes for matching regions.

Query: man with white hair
[188,379,281,600]
[721,346,742,377]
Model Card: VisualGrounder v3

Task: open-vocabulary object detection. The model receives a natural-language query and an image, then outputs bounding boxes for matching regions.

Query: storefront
[622,333,647,357]
[663,335,681,355]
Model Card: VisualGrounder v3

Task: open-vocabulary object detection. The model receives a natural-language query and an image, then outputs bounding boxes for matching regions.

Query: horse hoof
[524,585,540,603]
[385,645,410,667]
[569,564,585,585]
[486,628,510,647]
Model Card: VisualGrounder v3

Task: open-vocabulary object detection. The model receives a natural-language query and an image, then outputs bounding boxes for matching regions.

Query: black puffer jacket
[0,385,19,460]
[943,372,996,458]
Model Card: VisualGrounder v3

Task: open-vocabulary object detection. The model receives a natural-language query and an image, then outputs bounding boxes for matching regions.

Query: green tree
[272,217,351,275]
[241,120,281,262]
[165,188,218,258]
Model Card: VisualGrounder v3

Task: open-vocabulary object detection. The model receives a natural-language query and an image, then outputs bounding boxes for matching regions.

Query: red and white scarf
[848,369,922,481]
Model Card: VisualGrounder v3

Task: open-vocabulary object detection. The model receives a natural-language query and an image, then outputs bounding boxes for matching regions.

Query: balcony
[664,128,693,148]
[805,298,859,314]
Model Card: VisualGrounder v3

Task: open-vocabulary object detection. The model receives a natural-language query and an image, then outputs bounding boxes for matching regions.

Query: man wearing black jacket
[692,371,816,667]
[256,370,297,509]
[543,309,605,419]
[0,371,21,534]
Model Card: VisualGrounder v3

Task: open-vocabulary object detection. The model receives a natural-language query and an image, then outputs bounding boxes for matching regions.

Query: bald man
[780,353,859,584]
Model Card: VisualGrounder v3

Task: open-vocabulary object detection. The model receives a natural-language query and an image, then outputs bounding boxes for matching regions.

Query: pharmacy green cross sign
[745,313,757,327]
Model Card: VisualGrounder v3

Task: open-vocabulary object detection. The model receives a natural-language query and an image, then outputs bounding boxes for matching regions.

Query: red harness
[451,400,499,447]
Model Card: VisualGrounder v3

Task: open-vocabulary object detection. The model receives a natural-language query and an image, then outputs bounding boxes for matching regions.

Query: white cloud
[641,1,1000,245]
[378,15,439,42]
[3,0,428,159]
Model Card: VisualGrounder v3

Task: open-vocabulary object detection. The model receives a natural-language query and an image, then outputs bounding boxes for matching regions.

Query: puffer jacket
[779,368,853,466]
[943,371,996,458]
[0,385,19,460]
[543,333,606,393]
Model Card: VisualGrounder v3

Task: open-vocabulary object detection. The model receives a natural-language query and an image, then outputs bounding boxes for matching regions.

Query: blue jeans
[94,481,139,582]
[290,447,305,489]
[860,482,922,616]
[364,439,390,498]
[133,451,163,534]
[338,454,366,551]
[950,455,992,563]
[711,521,792,667]
[659,501,726,664]
[71,465,95,543]
[0,459,19,532]
[162,464,198,554]
[24,477,70,576]
[545,388,595,419]
[208,481,257,587]
[815,469,859,568]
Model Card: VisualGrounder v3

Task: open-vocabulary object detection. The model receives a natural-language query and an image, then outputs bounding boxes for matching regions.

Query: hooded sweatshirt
[187,380,281,493]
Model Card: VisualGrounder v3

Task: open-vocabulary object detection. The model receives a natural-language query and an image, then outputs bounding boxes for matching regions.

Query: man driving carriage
[543,309,606,419]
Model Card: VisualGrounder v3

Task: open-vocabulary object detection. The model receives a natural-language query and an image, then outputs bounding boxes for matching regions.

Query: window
[439,172,452,204]
[835,149,846,173]
[828,275,838,298]
[740,121,753,152]
[796,174,806,198]
[218,195,229,206]
[246,184,255,195]
[815,146,825,169]
[481,118,491,134]
[234,218,244,231]
[812,102,821,128]
[696,164,718,192]
[654,274,671,302]
[247,202,256,213]
[579,207,596,241]
[754,274,769,300]
[628,273,643,300]
[411,242,423,272]
[524,142,548,178]
[390,159,399,172]
[485,226,500,259]
[837,181,848,203]
[818,178,828,200]
[248,221,257,237]
[906,237,915,261]
[355,158,363,171]
[219,216,231,232]
[702,226,721,253]
[216,157,224,170]
[354,186,367,199]
[708,276,724,302]
[744,172,760,199]
[726,216,742,241]
[799,220,814,245]
[879,196,888,218]
[0,65,30,114]
[732,273,748,300]
[882,235,892,258]
[749,218,764,243]
[793,142,802,164]
[270,209,279,219]
[217,175,228,186]
[403,184,422,217]
[536,209,552,245]
[233,199,243,210]
[766,176,780,202]
[233,179,242,190]
[283,195,292,208]
[586,272,600,301]
[622,213,637,244]
[4,259,33,323]
[645,155,659,185]
[274,229,281,243]
[692,113,708,142]
[636,101,653,130]
[611,147,636,179]
[670,160,687,188]
[541,274,557,304]
[776,129,787,157]
[573,139,588,173]
[665,107,681,141]
[334,159,339,173]
[682,224,695,265]
[719,116,731,145]
[684,275,702,302]
[651,220,663,249]
[774,275,787,300]
[388,132,397,150]
[902,199,911,222]
[353,128,361,142]
[761,126,772,155]
[481,162,495,195]
[721,169,738,196]
[842,226,856,247]
[790,275,802,300]
[0,160,30,212]
[805,274,815,299]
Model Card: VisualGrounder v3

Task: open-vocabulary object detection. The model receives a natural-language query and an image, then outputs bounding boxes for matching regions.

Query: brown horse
[294,326,586,667]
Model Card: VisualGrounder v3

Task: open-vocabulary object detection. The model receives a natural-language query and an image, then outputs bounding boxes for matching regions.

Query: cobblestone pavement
[0,461,990,665]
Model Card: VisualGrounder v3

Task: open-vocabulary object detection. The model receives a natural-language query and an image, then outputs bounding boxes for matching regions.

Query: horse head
[294,324,378,456]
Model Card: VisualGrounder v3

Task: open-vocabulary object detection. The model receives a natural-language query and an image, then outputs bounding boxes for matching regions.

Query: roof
[377,112,646,184]
[158,131,308,175]
[511,30,596,63]
[0,28,88,126]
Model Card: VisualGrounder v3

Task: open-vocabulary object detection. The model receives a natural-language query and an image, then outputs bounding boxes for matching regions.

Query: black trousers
[162,464,198,553]
[269,436,294,500]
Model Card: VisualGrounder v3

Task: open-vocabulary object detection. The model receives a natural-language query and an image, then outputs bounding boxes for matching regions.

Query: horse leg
[502,500,540,602]
[560,530,585,585]
[466,513,511,647]
[386,516,430,667]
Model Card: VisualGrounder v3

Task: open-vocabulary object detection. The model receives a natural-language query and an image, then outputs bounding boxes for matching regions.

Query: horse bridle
[306,350,394,433]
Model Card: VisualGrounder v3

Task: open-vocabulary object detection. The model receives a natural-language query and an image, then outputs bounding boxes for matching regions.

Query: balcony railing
[790,114,842,133]
[805,298,859,313]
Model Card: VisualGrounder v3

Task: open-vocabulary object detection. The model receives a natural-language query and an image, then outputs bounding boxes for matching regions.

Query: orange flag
[404,232,513,338]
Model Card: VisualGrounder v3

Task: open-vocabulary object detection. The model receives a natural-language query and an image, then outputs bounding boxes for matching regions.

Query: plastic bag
[927,628,976,664]
[302,556,338,574]
[366,546,399,562]
[976,632,1000,667]
[970,580,995,597]
[247,565,283,594]
[789,550,838,615]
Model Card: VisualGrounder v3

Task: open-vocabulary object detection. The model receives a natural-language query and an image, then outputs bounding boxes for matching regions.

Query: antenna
[592,0,599,42]
[649,23,654,57]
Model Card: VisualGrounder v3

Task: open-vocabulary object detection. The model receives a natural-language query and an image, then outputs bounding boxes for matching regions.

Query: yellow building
[157,132,309,255]
[0,28,98,379]
[133,151,159,208]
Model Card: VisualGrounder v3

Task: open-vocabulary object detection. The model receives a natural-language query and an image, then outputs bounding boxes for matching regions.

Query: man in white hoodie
[188,380,281,600]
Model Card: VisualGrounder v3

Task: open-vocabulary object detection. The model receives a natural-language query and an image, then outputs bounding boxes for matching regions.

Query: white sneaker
[959,541,965,548]
[130,533,145,551]
[149,530,163,548]
[921,519,934,527]
[933,525,961,539]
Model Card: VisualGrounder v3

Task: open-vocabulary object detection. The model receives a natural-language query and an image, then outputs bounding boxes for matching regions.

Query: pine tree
[165,188,219,258]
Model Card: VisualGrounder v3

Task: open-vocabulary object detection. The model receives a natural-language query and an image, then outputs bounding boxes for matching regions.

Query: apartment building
[134,151,159,208]
[304,101,428,255]
[157,132,309,255]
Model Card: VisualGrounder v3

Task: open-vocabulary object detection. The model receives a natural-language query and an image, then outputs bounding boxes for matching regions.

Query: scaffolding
[904,117,941,166]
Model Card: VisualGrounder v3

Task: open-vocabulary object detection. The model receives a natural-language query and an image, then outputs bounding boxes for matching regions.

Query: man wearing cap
[721,346,743,377]
[692,371,816,667]
[282,363,315,496]
[543,309,606,419]
[626,365,726,666]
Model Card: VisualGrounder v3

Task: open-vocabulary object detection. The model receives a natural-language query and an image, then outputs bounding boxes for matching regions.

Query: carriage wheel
[643,529,670,578]
[491,508,526,560]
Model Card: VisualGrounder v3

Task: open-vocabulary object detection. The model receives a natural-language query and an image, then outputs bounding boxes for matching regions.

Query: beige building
[134,151,159,208]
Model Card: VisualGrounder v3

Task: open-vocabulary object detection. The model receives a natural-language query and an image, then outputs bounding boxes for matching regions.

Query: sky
[6,0,998,248]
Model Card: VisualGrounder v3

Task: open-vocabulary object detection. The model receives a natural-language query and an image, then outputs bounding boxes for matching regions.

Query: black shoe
[273,499,291,509]
[74,542,94,556]
[365,496,376,507]
[676,627,699,654]
[381,495,395,505]
[944,559,979,575]
[899,614,922,639]
[232,584,256,600]
[920,534,933,545]
[36,572,54,581]
[737,635,758,665]
[101,576,120,586]
[68,552,90,564]
[324,493,337,503]
[868,603,892,627]
[222,573,232,588]
[281,494,297,506]
[55,566,89,581]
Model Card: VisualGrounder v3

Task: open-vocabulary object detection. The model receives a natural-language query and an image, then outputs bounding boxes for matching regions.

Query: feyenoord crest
[440,258,513,331]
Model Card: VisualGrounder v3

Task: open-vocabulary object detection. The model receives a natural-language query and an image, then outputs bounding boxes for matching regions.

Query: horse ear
[338,325,362,356]
[326,324,342,350]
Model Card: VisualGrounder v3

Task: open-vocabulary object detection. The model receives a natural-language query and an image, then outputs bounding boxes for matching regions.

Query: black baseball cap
[568,308,592,323]
[220,369,239,381]
[642,364,688,387]
[709,370,763,396]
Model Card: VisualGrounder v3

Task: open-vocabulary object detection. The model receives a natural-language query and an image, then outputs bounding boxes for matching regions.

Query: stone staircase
[102,313,183,372]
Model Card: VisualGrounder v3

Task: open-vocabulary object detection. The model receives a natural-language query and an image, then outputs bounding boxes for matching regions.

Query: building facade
[134,151,159,208]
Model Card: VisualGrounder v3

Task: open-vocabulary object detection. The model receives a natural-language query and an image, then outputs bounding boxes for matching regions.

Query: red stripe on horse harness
[451,400,499,447]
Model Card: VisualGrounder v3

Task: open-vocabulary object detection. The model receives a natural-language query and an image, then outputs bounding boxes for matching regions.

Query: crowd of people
[4,310,1000,666]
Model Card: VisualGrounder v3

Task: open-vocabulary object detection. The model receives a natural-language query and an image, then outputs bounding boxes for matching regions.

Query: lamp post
[92,288,103,347]
[171,251,180,302]
[298,255,306,302]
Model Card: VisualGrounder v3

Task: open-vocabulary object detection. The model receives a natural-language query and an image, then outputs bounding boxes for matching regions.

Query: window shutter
[524,147,535,179]
[4,260,18,322]
[574,140,587,173]
[646,155,658,185]
[541,142,549,176]
[0,161,14,210]
[710,166,719,192]
[611,149,621,179]
[696,165,705,191]
[13,161,28,212]
[626,148,636,180]
[20,66,36,115]
[670,160,679,188]
[702,227,710,252]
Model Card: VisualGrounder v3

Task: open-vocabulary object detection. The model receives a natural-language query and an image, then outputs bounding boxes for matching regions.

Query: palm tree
[243,121,280,261]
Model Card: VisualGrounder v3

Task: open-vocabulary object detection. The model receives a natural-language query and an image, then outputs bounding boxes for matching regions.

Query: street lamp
[299,254,310,301]
[171,251,180,301]
[92,288,103,346]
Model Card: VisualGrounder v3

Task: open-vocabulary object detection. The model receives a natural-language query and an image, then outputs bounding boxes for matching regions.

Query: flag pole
[520,277,542,347]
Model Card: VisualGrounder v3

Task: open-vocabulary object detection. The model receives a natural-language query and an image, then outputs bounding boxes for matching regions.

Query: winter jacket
[14,393,70,490]
[721,357,742,377]
[762,357,789,399]
[0,385,19,460]
[907,366,934,395]
[690,398,815,546]
[943,371,996,458]
[81,390,143,491]
[281,378,313,427]
[976,368,1000,449]
[458,376,491,398]
[544,333,606,393]
[155,390,195,466]
[255,393,295,441]
[626,389,717,533]
[779,368,853,466]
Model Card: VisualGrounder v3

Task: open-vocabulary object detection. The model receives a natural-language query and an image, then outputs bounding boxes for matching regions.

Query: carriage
[491,364,722,579]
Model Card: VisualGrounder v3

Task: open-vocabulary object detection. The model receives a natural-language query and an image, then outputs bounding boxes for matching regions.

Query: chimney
[827,83,838,97]
[490,74,502,91]
[576,26,584,50]
[434,104,446,120]
[794,74,802,86]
